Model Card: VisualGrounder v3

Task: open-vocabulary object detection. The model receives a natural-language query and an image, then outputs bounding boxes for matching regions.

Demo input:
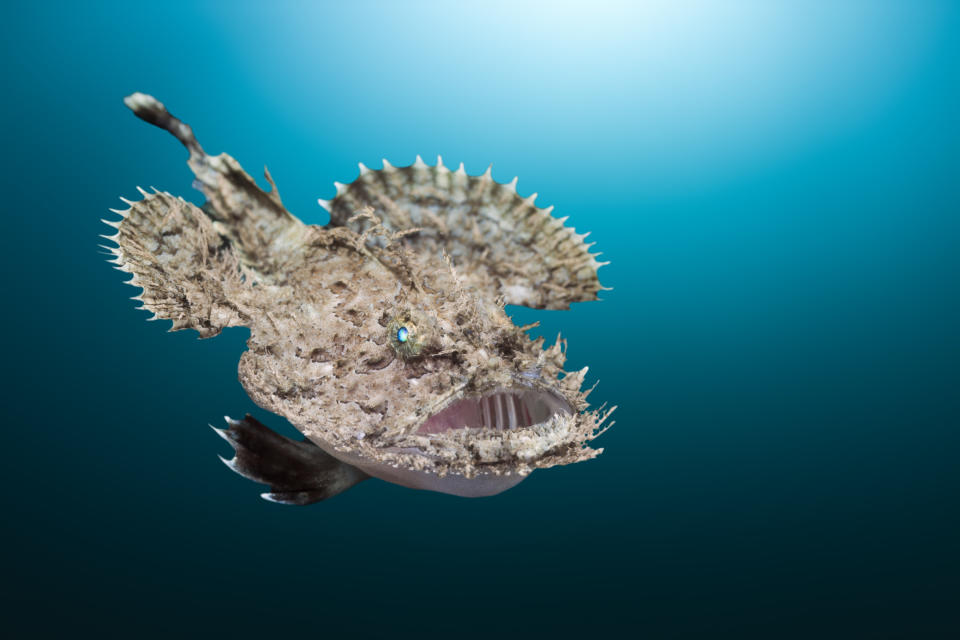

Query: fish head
[238,234,613,497]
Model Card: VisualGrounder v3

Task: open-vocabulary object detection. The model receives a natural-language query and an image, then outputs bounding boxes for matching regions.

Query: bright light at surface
[205,0,947,191]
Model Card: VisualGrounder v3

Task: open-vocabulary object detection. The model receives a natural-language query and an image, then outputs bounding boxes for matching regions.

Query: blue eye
[389,317,422,358]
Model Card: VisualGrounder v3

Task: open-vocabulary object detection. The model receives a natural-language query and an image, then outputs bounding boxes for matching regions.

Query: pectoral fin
[103,190,252,338]
[212,415,368,505]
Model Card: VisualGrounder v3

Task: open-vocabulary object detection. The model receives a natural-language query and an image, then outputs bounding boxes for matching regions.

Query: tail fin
[123,93,305,277]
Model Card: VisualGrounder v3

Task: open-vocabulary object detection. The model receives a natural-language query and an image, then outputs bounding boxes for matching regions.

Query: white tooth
[520,396,533,427]
[506,394,518,429]
[496,394,507,430]
[521,395,532,427]
[482,396,492,429]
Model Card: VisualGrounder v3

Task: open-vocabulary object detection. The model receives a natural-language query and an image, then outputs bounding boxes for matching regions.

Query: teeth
[521,397,533,426]
[506,394,518,429]
[418,388,570,435]
[476,393,540,430]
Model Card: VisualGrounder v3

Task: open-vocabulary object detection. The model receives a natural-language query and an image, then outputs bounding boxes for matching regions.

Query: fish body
[105,93,613,503]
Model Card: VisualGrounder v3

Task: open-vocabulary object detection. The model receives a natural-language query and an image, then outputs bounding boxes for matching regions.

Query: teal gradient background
[3,1,959,637]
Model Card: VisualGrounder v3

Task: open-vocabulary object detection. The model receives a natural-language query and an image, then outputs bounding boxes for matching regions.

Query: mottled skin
[105,93,613,500]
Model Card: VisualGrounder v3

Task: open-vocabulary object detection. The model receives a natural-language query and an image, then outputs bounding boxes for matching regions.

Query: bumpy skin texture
[105,93,614,494]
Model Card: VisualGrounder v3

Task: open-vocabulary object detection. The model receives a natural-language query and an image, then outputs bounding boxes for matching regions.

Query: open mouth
[417,388,572,434]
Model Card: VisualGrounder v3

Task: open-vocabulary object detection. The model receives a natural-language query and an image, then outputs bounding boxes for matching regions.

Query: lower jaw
[315,440,533,497]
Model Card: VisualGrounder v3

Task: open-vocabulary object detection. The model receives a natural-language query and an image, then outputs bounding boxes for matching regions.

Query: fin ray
[109,191,251,338]
[213,415,369,505]
[124,92,307,277]
[326,160,605,309]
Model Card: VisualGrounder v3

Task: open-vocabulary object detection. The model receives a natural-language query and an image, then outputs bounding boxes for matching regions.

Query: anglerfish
[104,93,615,504]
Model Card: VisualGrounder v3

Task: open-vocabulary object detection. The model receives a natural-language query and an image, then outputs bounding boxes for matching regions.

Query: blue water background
[3,1,959,636]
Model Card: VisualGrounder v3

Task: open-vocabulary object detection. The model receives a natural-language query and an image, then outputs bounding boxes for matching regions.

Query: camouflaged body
[106,93,613,481]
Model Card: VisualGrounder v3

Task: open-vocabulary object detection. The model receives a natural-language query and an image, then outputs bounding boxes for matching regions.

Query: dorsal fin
[123,93,306,278]
[324,158,607,310]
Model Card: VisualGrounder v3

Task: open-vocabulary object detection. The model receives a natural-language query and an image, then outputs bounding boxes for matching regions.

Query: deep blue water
[4,1,959,637]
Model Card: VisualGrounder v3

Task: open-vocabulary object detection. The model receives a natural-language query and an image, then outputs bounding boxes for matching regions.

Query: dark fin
[324,157,608,310]
[212,415,369,505]
[123,93,306,277]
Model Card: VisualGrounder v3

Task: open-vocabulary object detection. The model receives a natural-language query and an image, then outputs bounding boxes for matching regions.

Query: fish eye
[388,315,423,358]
